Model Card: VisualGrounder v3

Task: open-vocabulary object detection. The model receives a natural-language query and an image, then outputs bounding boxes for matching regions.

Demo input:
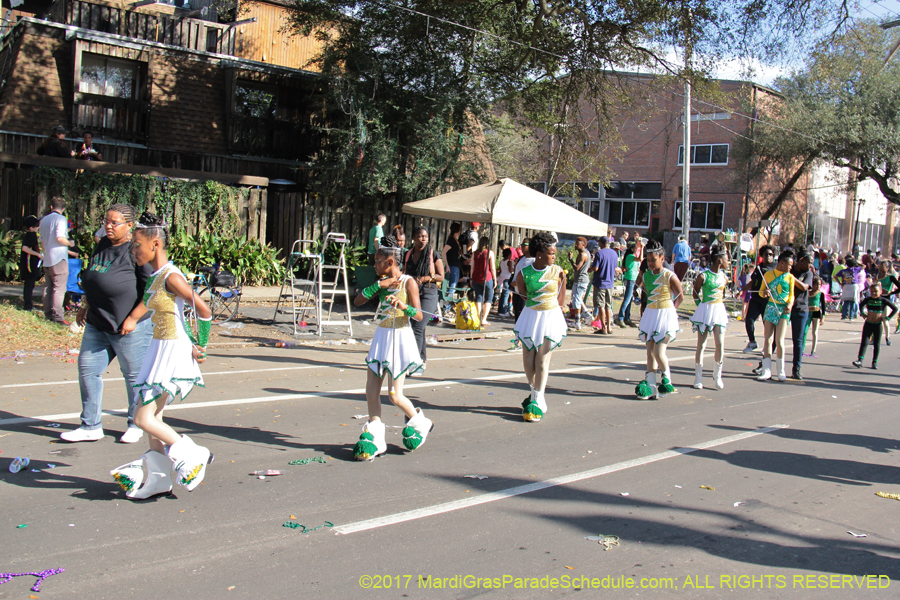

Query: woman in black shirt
[60,203,154,445]
[442,222,463,293]
[404,226,445,366]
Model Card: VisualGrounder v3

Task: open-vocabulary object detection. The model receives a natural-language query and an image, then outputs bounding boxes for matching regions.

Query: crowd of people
[23,201,898,499]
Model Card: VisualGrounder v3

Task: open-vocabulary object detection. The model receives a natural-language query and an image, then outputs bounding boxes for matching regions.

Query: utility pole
[681,9,693,239]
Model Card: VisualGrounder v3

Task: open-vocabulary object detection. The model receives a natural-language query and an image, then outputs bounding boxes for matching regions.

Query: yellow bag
[455,300,481,330]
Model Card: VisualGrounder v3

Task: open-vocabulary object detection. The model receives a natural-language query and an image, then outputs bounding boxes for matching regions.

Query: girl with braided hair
[757,248,795,381]
[690,244,730,389]
[109,212,214,499]
[513,231,567,422]
[635,240,684,400]
[403,226,444,367]
[352,235,434,461]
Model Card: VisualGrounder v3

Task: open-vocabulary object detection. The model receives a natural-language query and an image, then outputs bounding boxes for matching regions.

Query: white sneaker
[60,427,104,442]
[743,341,758,353]
[120,427,144,444]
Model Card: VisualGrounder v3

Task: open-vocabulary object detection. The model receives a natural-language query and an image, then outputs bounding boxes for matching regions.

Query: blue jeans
[77,319,153,430]
[473,280,495,304]
[790,309,811,369]
[617,279,636,321]
[841,300,858,319]
[498,279,512,315]
[446,266,461,293]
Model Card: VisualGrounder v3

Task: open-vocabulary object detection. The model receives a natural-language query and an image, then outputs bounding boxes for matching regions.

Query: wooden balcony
[44,0,237,54]
[228,114,320,160]
[73,92,150,142]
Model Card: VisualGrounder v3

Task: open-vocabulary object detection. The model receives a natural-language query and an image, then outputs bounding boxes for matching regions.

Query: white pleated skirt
[690,302,729,334]
[366,326,424,379]
[133,339,204,406]
[514,306,567,352]
[638,307,681,344]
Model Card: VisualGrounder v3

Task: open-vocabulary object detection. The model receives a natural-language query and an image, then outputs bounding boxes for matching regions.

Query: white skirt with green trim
[638,307,681,344]
[690,302,729,335]
[133,339,204,406]
[514,306,567,352]
[366,326,424,379]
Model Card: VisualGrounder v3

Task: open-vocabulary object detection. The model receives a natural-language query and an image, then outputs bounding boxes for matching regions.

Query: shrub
[168,230,285,286]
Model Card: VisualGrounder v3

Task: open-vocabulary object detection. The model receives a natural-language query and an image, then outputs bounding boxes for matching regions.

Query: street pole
[851,198,865,255]
[681,15,692,240]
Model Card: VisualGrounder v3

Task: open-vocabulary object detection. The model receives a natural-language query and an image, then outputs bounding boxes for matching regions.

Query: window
[526,182,547,194]
[605,181,660,227]
[674,201,725,230]
[677,144,729,165]
[80,54,140,99]
[235,82,277,119]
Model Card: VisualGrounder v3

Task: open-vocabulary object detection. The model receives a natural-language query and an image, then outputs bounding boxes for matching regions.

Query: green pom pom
[635,380,653,399]
[521,396,533,410]
[402,425,423,450]
[658,377,675,396]
[353,431,378,461]
[522,400,543,422]
[112,472,137,491]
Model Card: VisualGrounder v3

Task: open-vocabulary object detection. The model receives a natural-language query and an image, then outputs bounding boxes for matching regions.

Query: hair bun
[380,235,398,249]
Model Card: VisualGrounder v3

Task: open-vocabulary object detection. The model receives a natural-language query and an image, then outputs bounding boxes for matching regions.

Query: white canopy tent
[402,178,609,236]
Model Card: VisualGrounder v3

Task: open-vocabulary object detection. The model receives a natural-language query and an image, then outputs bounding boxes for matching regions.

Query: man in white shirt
[38,197,75,324]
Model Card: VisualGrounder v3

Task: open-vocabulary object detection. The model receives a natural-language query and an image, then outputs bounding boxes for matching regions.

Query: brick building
[528,74,810,246]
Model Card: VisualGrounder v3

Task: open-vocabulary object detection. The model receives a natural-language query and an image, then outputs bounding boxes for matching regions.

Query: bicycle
[183,264,242,324]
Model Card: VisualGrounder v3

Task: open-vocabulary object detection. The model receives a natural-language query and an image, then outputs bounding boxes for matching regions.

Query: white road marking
[333,424,789,534]
[0,334,860,426]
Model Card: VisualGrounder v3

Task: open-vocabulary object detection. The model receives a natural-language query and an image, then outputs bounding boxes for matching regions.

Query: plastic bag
[455,300,481,330]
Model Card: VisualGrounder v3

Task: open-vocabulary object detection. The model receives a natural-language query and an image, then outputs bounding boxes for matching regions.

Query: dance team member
[514,232,567,422]
[852,281,897,369]
[635,240,683,400]
[690,244,729,390]
[803,276,824,358]
[352,236,433,461]
[110,212,213,499]
[876,260,899,345]
[757,249,795,382]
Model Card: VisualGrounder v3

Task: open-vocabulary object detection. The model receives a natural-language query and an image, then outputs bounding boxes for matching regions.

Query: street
[0,316,898,599]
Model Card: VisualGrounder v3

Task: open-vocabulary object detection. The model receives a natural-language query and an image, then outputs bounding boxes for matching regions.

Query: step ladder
[272,239,320,335]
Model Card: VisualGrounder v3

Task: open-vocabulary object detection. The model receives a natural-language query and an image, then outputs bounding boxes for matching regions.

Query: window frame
[673,201,725,231]
[677,143,730,166]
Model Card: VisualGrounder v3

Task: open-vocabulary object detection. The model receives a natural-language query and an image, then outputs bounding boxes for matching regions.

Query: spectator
[19,215,42,311]
[403,226,444,367]
[619,231,630,248]
[497,247,515,317]
[512,238,533,327]
[672,234,691,280]
[391,225,406,260]
[74,131,102,161]
[589,236,618,335]
[39,126,75,158]
[38,197,75,324]
[441,222,463,293]
[367,213,386,265]
[470,236,496,326]
[614,242,640,328]
[568,237,591,330]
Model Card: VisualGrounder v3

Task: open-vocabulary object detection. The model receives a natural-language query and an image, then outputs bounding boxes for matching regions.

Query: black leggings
[858,321,882,363]
[745,301,766,343]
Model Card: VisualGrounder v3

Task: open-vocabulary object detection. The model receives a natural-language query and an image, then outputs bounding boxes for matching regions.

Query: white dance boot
[127,450,173,500]
[648,371,659,400]
[403,408,434,451]
[110,457,145,494]
[757,357,772,381]
[693,363,704,389]
[713,361,725,390]
[167,435,211,491]
[776,358,787,382]
[354,418,387,461]
[535,390,548,414]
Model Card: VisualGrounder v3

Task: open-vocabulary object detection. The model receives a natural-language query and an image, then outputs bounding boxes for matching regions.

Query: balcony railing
[44,0,236,54]
[74,92,150,142]
[229,115,320,160]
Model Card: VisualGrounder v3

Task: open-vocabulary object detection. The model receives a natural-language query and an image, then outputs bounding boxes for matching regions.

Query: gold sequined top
[143,263,187,341]
[377,274,412,329]
[522,264,563,311]
[644,268,675,310]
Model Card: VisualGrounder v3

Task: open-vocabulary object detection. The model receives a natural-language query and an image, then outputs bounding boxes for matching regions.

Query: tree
[285,0,856,201]
[740,20,900,218]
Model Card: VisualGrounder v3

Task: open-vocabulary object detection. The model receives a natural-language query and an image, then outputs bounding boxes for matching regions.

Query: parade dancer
[514,231,567,421]
[352,237,433,461]
[876,260,900,345]
[757,249,795,382]
[852,281,897,369]
[635,240,683,399]
[803,276,824,358]
[110,213,213,499]
[690,244,729,390]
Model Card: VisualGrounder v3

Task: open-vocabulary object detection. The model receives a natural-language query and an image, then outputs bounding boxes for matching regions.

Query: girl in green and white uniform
[690,245,730,390]
[514,232,567,421]
[636,240,684,400]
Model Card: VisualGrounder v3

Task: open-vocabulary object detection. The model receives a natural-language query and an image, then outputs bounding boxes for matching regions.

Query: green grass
[0,299,80,355]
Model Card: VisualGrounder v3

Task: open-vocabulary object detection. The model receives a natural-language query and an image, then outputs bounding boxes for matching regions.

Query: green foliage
[0,229,23,281]
[31,168,248,237]
[554,248,575,289]
[168,230,285,286]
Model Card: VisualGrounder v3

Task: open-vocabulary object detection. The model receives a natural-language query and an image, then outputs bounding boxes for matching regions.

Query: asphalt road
[1,315,898,599]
